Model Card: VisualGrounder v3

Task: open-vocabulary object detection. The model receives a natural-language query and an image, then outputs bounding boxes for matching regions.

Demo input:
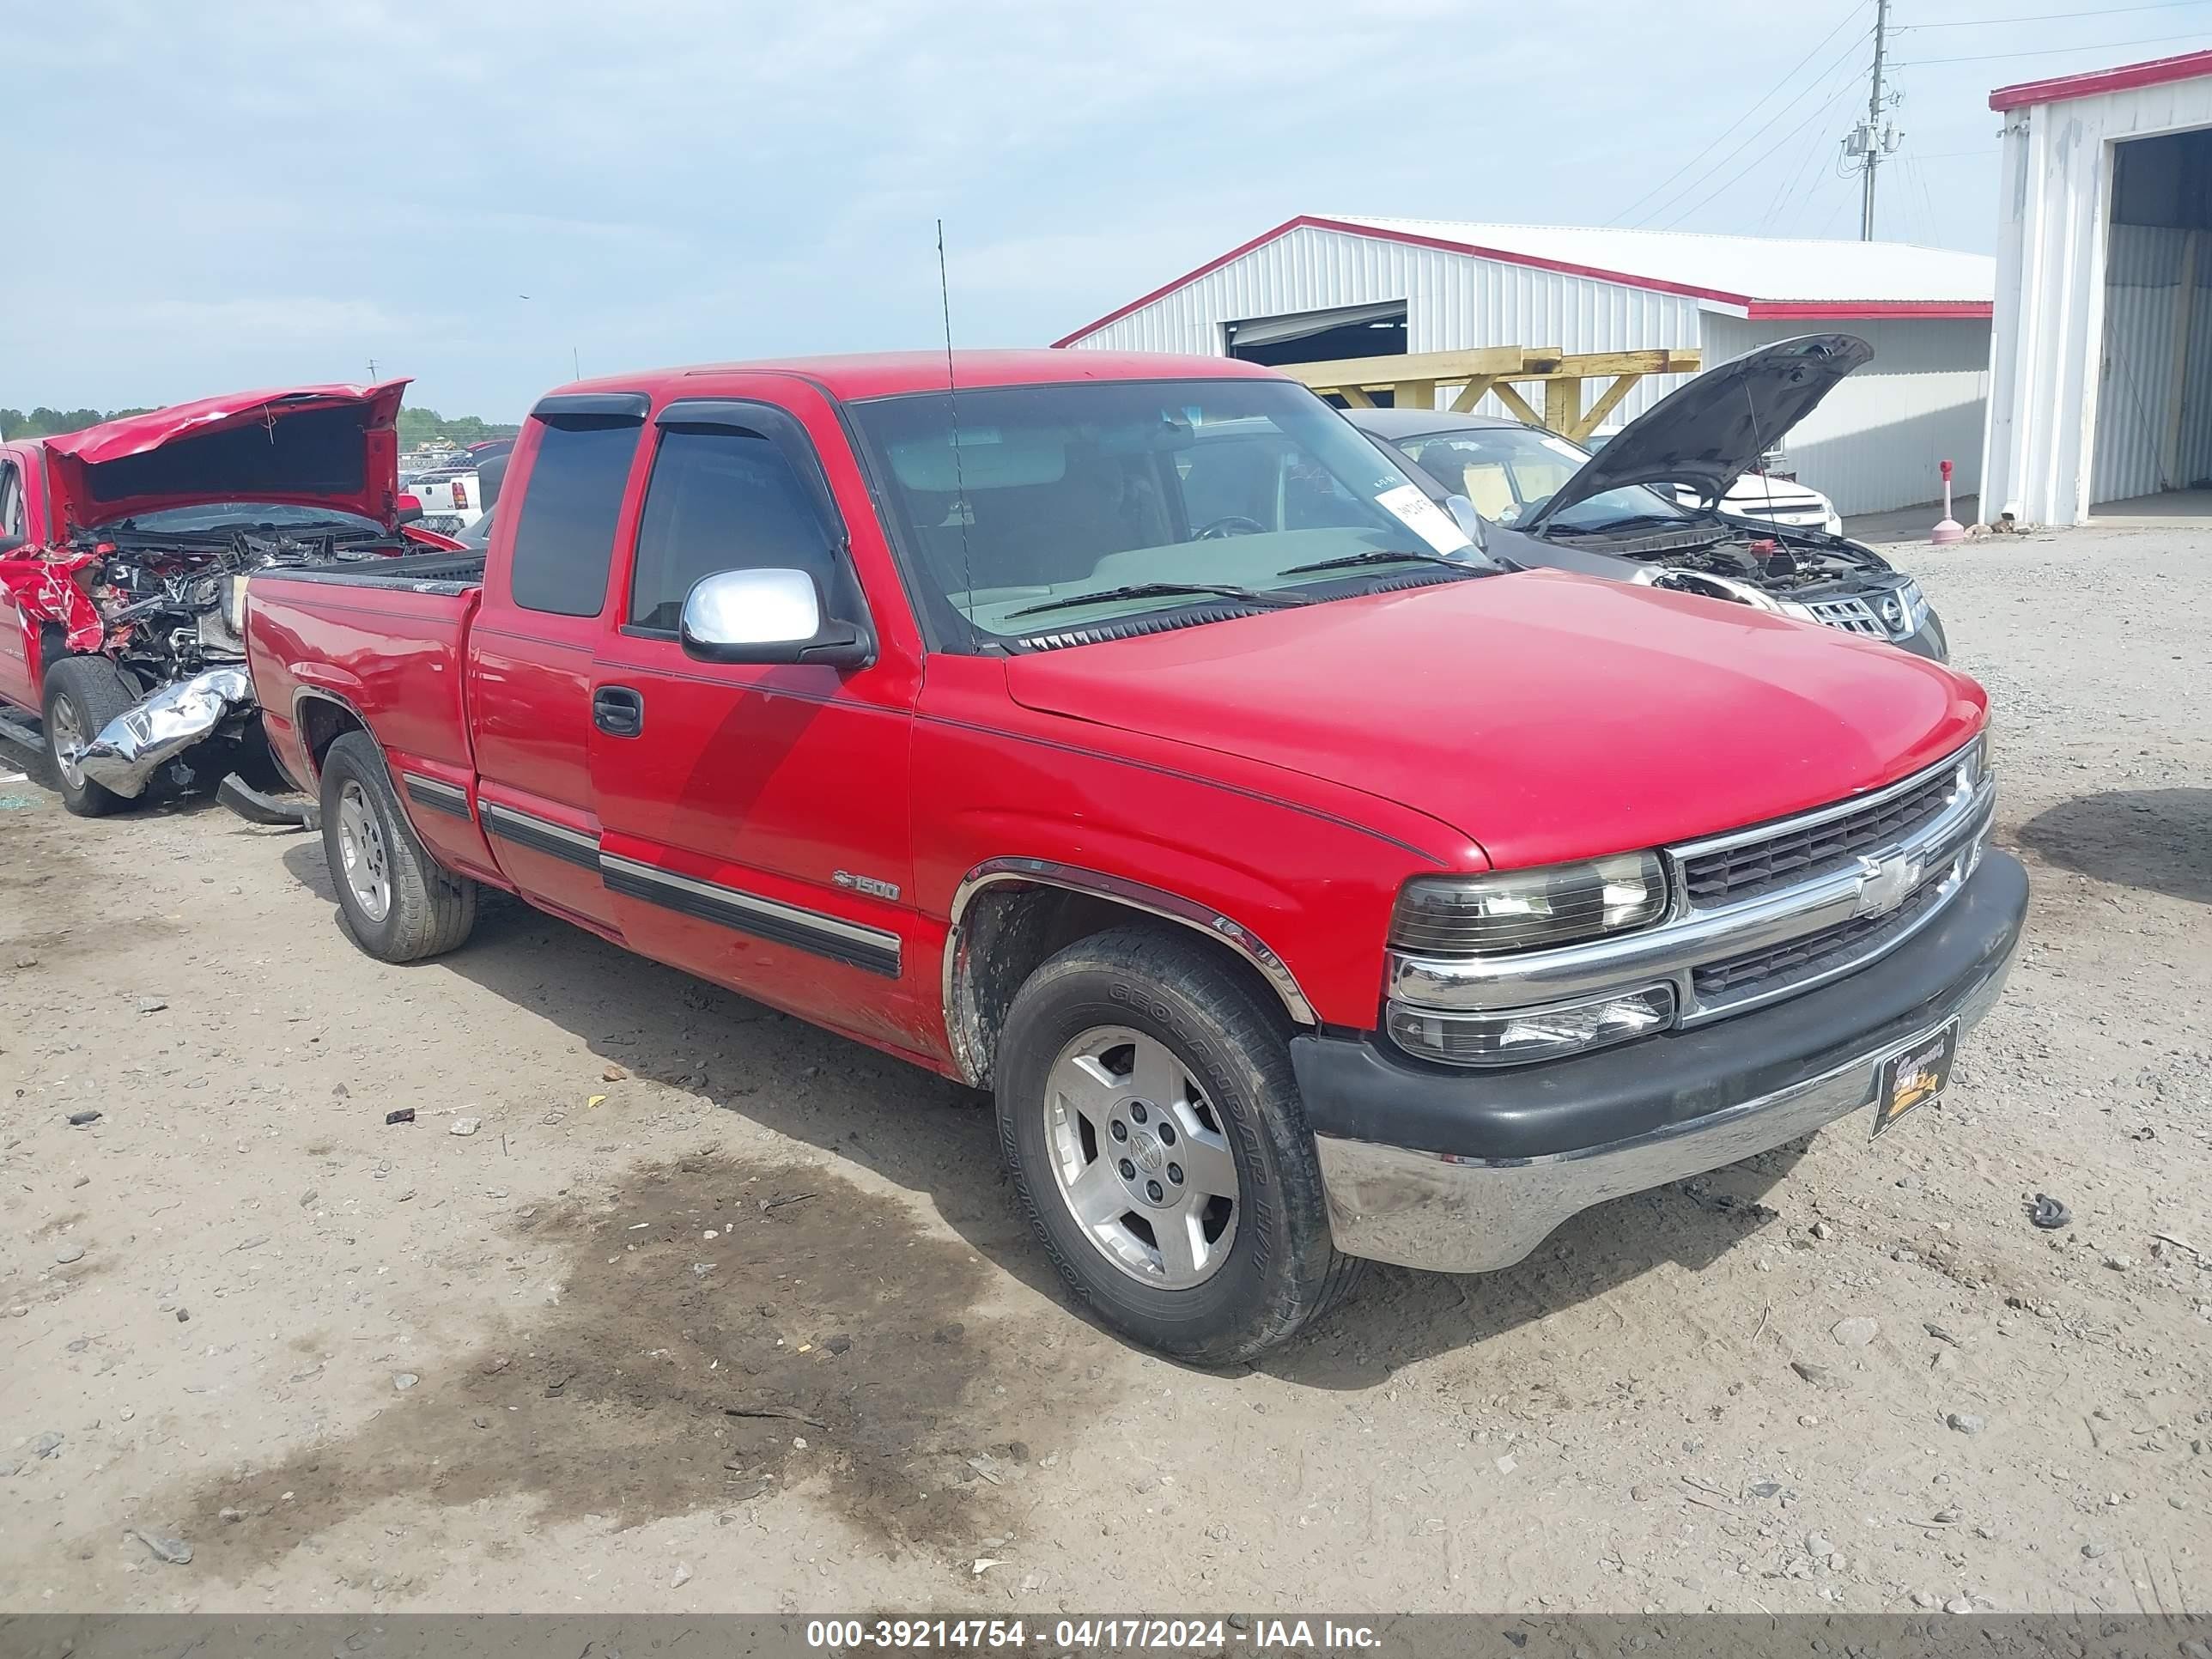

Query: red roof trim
[1990,48,2212,112]
[1747,299,1992,319]
[1050,215,1986,345]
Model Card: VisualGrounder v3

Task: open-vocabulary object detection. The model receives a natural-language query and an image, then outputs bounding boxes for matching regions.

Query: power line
[1756,100,1845,232]
[1607,0,1868,226]
[1897,28,2212,64]
[1634,28,1875,228]
[1661,66,1874,232]
[1901,0,2209,26]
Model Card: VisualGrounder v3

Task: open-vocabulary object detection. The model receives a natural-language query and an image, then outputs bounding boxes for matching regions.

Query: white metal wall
[1702,315,1992,515]
[1067,222,1706,428]
[1984,73,2212,524]
[1068,222,1986,517]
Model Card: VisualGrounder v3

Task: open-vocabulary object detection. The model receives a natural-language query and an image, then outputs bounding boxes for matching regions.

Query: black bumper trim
[1291,849,2027,1161]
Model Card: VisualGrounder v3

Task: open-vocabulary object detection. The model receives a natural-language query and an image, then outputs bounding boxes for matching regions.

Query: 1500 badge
[834,870,901,901]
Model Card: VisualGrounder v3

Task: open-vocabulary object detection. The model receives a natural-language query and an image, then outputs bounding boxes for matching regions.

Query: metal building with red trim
[1984,51,2212,525]
[1054,215,1995,517]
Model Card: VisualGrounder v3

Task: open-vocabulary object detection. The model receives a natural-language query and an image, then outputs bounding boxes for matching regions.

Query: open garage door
[2092,127,2212,516]
[1224,301,1407,368]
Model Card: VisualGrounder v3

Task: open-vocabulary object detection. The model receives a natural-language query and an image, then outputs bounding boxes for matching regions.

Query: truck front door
[585,386,925,1055]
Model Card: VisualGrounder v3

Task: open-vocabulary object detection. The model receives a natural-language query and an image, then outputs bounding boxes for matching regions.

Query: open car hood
[1525,336,1870,532]
[43,379,412,532]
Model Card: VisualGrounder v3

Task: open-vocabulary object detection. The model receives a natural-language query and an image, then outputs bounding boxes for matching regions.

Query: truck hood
[1003,570,1984,870]
[1527,335,1870,530]
[43,380,412,532]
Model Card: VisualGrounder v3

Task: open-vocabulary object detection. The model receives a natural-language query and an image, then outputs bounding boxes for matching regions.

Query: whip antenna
[937,219,978,641]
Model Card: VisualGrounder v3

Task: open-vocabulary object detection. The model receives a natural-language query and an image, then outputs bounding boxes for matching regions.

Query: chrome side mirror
[679,568,872,668]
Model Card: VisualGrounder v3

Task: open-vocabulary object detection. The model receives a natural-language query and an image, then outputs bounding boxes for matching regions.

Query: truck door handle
[592,685,644,738]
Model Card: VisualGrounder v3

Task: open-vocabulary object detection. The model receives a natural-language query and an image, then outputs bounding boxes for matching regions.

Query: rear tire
[995,926,1362,1364]
[319,731,477,962]
[41,654,139,817]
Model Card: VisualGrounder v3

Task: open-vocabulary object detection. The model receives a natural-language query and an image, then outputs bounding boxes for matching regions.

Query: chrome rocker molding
[1389,745,1993,1028]
[400,772,471,819]
[600,853,902,978]
[1320,923,2020,1274]
[479,800,602,871]
[942,858,1317,1085]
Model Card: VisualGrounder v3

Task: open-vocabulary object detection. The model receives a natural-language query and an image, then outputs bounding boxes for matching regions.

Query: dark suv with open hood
[1348,335,1948,661]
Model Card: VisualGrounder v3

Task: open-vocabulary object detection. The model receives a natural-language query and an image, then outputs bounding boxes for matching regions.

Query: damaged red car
[0,380,451,816]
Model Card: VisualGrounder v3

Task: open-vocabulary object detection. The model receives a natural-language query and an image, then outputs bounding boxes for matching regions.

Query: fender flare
[288,685,379,786]
[942,857,1317,1085]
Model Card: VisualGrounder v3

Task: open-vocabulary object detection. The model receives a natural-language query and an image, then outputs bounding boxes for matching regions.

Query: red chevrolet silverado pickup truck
[241,350,2027,1362]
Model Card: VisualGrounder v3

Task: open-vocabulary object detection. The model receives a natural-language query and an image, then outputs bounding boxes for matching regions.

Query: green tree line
[0,406,156,438]
[1,405,519,443]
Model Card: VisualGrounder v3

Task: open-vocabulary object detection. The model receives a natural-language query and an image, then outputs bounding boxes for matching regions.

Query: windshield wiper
[1006,581,1313,621]
[1278,548,1491,577]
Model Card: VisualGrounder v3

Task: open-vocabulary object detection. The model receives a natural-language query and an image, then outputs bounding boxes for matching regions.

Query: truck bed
[245,557,484,797]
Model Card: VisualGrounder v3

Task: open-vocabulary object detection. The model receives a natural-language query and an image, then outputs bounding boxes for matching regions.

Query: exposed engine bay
[1549,520,1930,642]
[90,524,401,684]
[0,521,416,800]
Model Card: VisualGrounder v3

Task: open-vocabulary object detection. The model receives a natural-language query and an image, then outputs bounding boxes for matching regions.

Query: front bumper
[1298,850,2027,1273]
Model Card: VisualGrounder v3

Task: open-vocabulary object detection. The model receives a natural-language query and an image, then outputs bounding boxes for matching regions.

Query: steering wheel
[1194,515,1267,539]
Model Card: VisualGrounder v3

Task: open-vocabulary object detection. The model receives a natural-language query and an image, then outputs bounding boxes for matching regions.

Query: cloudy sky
[6,0,2205,418]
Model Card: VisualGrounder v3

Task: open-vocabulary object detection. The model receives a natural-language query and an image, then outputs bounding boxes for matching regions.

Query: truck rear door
[583,382,924,1053]
[464,392,651,934]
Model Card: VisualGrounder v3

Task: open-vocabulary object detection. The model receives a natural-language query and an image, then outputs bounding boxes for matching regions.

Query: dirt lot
[2,523,2207,1617]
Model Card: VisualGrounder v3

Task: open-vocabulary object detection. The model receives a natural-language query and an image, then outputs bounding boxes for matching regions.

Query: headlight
[1388,983,1676,1067]
[225,574,250,635]
[1390,852,1668,957]
[1823,510,1844,537]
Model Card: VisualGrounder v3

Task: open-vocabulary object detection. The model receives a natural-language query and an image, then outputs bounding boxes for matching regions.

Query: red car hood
[1003,570,1986,870]
[42,379,412,532]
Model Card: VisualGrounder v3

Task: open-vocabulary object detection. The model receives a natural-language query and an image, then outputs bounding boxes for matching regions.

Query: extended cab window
[509,416,641,616]
[629,426,851,632]
[0,461,22,539]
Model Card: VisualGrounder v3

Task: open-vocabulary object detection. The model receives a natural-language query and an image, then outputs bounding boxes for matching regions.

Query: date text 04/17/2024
[804,1619,1382,1652]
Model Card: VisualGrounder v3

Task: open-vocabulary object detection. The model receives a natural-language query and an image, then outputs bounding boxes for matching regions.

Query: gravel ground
[2,522,2207,1616]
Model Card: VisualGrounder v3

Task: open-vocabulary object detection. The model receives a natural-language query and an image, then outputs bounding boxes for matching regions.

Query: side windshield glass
[847,378,1490,645]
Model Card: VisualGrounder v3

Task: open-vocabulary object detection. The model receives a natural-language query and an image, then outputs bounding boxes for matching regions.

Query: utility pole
[367,357,378,381]
[1843,0,1899,240]
[1862,0,1888,239]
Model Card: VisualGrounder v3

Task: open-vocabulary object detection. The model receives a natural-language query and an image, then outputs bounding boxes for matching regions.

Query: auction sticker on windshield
[1374,483,1471,555]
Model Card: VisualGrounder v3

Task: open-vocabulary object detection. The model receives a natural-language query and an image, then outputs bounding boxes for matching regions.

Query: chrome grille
[1678,760,1965,907]
[1692,866,1951,1000]
[1797,596,1887,637]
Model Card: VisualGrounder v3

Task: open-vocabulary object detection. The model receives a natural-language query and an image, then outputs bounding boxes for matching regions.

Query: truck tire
[318,731,477,962]
[995,926,1363,1364]
[42,654,139,817]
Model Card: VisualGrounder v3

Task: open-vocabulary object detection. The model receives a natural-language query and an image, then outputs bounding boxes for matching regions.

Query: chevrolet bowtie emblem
[1853,851,1920,918]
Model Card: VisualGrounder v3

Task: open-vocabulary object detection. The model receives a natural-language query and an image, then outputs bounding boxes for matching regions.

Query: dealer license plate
[1870,1019,1959,1138]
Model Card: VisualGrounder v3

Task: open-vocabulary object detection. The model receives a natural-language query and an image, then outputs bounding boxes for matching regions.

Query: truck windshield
[847,378,1492,645]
